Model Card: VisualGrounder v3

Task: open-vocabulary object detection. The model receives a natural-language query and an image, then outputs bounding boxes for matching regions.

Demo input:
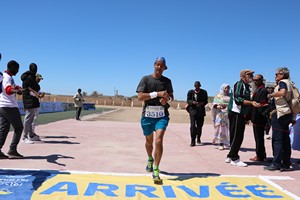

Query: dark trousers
[189,112,204,142]
[76,107,82,120]
[0,107,23,151]
[252,124,266,159]
[227,112,245,161]
[271,113,293,168]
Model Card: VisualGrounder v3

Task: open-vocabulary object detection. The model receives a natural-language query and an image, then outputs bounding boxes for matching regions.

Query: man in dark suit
[186,81,208,146]
[250,74,269,161]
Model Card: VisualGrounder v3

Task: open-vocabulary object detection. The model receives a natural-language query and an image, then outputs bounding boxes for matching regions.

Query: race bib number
[145,106,165,118]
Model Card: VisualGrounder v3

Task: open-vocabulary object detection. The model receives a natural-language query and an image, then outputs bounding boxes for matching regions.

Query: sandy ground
[88,106,212,124]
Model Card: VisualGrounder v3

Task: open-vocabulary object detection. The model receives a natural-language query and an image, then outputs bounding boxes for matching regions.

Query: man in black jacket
[21,63,42,143]
[187,81,208,146]
[250,74,269,161]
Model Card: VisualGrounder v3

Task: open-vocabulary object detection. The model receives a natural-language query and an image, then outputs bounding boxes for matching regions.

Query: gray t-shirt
[136,74,173,116]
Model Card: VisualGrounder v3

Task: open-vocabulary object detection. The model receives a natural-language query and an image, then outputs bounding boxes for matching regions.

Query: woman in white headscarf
[211,84,231,150]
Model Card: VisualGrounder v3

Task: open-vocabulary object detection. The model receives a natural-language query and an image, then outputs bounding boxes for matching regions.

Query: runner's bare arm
[137,91,170,101]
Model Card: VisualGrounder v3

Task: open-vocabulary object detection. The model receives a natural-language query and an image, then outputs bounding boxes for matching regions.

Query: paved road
[88,106,194,124]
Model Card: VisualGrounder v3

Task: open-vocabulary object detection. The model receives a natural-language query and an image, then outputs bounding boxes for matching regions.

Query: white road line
[259,176,300,200]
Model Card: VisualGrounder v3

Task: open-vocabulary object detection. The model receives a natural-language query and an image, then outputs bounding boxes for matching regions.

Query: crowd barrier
[82,102,96,110]
[17,101,95,115]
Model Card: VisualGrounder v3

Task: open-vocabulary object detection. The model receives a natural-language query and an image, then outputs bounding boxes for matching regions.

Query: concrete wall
[16,95,190,110]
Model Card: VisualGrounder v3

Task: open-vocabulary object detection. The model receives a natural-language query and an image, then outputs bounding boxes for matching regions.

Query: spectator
[225,69,260,167]
[249,74,269,162]
[186,81,208,146]
[21,63,43,143]
[264,67,293,171]
[211,83,231,150]
[0,60,24,159]
[73,88,85,120]
[290,114,300,163]
[264,85,275,140]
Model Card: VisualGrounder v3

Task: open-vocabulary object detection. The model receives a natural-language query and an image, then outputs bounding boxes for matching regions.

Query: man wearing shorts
[136,57,174,182]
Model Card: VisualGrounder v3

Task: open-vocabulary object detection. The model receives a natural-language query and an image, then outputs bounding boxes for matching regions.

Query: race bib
[145,106,165,118]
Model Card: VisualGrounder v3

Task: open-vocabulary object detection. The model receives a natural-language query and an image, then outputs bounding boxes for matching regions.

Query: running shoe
[152,169,161,182]
[146,158,154,172]
[30,135,41,141]
[22,138,34,144]
[230,159,247,167]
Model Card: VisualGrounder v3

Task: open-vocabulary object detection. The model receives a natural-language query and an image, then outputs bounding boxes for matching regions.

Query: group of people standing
[136,57,298,183]
[0,53,87,161]
[188,67,296,170]
[186,67,297,171]
[0,57,44,159]
[224,67,296,171]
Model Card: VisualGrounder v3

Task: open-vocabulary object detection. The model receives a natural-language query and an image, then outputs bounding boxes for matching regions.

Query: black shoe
[281,164,291,171]
[0,151,9,159]
[190,141,195,147]
[264,164,281,171]
[7,150,24,159]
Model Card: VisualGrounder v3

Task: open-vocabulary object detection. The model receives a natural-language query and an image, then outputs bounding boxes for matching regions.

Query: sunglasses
[275,73,283,77]
[253,79,262,81]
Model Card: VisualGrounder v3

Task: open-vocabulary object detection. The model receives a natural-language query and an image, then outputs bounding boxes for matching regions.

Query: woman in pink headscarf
[211,84,231,150]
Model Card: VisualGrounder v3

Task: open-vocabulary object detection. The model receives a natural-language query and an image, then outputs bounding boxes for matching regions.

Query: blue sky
[0,0,299,101]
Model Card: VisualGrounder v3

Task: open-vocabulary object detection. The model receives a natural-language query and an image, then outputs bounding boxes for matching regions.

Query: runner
[136,57,174,183]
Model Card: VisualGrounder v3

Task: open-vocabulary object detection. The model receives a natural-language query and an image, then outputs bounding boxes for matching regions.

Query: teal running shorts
[141,116,170,136]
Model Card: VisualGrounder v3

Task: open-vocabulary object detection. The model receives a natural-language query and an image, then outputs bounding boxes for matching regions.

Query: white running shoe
[22,138,34,144]
[230,159,248,167]
[225,157,232,163]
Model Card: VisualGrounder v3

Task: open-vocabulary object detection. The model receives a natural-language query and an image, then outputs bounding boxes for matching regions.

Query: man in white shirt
[0,60,24,159]
[73,88,85,120]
